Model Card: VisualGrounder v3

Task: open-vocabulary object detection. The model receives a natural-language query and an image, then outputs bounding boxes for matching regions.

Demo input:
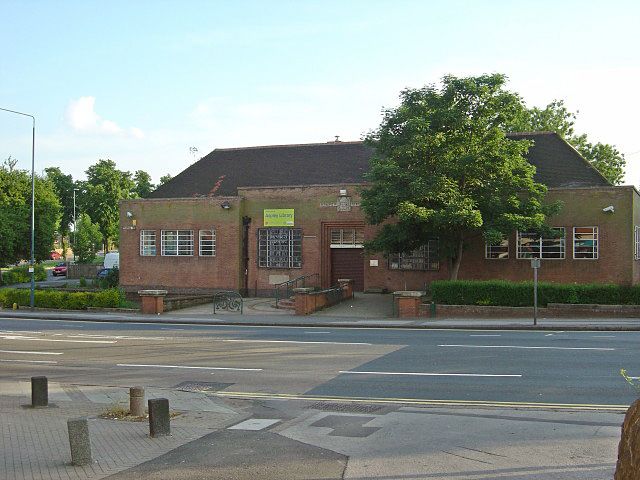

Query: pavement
[2,292,640,331]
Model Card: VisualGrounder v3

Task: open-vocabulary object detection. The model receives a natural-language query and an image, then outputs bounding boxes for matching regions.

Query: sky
[1,0,639,185]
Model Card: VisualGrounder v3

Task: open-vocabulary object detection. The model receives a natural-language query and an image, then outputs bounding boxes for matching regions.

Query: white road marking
[0,330,42,334]
[592,335,616,338]
[339,370,521,378]
[228,418,280,430]
[0,359,58,364]
[439,344,614,351]
[469,334,501,337]
[221,339,371,346]
[117,363,262,371]
[305,331,331,334]
[161,328,185,330]
[545,334,554,336]
[65,334,166,340]
[0,335,116,344]
[0,349,62,355]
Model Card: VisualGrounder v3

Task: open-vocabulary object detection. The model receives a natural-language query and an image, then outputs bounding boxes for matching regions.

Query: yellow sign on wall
[264,209,295,226]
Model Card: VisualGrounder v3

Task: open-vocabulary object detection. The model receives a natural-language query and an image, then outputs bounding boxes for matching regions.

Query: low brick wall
[294,286,351,315]
[67,264,101,279]
[163,295,212,312]
[424,303,640,318]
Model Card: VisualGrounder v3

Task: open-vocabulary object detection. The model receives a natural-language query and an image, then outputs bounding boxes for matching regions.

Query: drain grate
[308,402,386,414]
[174,381,233,393]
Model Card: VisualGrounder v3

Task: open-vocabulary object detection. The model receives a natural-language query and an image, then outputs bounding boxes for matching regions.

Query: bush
[0,288,125,310]
[0,264,47,285]
[431,280,640,307]
[97,267,119,289]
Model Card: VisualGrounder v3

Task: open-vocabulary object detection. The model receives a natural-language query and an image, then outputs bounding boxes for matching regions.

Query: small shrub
[79,277,87,287]
[0,264,47,285]
[0,288,125,309]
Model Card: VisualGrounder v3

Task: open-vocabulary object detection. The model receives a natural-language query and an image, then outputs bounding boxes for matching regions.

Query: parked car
[97,268,111,279]
[49,251,62,260]
[52,263,67,276]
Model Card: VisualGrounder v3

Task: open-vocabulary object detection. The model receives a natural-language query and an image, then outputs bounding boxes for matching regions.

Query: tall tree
[84,159,135,252]
[72,213,102,263]
[133,170,155,198]
[361,74,559,280]
[159,174,172,185]
[45,167,75,258]
[507,99,625,184]
[0,157,61,266]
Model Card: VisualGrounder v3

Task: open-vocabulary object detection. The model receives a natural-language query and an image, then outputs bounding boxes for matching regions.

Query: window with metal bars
[139,230,156,256]
[388,240,439,270]
[258,228,302,268]
[573,226,598,259]
[199,229,216,257]
[330,228,364,247]
[161,230,193,256]
[517,228,565,259]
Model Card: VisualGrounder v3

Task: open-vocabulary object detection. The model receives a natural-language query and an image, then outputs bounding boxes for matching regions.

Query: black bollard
[148,398,170,437]
[31,376,48,407]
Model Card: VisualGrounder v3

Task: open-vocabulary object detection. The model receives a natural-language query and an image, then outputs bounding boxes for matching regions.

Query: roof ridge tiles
[210,140,365,152]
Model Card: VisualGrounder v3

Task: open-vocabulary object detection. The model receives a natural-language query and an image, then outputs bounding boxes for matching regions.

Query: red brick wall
[119,197,242,294]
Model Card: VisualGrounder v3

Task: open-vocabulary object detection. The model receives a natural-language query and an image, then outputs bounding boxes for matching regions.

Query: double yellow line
[215,391,629,411]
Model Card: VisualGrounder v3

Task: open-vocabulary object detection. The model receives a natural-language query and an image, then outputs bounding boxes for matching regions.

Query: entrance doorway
[331,248,364,291]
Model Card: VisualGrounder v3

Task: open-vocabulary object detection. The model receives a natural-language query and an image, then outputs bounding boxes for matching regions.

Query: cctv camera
[602,205,615,213]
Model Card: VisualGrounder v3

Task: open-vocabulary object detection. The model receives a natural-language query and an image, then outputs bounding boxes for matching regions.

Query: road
[0,315,636,479]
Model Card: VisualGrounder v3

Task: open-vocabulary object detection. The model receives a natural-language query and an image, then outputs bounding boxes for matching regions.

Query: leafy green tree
[159,174,172,185]
[361,74,559,280]
[0,157,61,266]
[507,99,625,184]
[45,167,75,258]
[84,159,135,252]
[133,170,155,198]
[72,213,102,263]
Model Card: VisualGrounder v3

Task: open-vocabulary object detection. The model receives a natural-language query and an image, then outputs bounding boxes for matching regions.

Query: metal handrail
[274,273,319,307]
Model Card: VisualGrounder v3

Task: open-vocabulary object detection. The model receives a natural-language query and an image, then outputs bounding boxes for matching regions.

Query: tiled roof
[149,132,610,198]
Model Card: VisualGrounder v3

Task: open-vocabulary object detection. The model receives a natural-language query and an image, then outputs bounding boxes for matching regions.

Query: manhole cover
[174,381,233,393]
[308,402,386,414]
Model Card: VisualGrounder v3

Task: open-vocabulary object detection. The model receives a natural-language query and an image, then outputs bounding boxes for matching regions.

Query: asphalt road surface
[0,315,637,408]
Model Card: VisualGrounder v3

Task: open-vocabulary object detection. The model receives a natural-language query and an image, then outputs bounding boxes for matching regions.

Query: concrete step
[275,298,296,310]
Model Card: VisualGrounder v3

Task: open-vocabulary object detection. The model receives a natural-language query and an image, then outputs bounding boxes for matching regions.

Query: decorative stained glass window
[258,228,302,268]
[389,240,439,271]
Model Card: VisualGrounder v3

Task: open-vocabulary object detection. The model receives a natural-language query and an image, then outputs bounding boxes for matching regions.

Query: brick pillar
[337,279,354,300]
[393,291,423,318]
[293,287,315,315]
[138,290,168,314]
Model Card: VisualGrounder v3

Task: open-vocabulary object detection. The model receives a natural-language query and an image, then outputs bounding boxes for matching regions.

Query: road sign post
[531,258,541,325]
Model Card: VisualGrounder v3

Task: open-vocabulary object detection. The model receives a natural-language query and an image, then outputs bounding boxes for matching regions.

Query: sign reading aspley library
[263,209,295,227]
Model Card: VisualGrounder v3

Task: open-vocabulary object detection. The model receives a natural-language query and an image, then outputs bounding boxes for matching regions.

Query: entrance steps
[275,297,296,310]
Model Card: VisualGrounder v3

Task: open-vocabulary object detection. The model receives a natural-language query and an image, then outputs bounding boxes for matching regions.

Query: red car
[52,263,67,276]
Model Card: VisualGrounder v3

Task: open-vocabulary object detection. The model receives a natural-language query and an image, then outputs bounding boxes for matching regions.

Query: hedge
[0,288,125,310]
[431,280,640,307]
[0,264,47,285]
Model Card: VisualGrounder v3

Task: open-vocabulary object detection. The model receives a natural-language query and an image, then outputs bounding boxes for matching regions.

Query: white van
[103,252,119,269]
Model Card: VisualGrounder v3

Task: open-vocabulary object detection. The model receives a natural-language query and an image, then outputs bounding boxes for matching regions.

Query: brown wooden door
[331,248,364,291]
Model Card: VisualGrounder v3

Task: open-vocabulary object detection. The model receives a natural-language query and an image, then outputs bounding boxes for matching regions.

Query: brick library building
[119,132,640,296]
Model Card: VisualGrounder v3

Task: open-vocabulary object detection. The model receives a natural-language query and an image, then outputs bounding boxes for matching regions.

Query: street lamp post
[73,188,79,262]
[0,107,36,309]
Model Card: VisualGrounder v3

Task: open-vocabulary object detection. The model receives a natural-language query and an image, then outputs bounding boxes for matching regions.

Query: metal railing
[213,290,243,314]
[274,273,319,307]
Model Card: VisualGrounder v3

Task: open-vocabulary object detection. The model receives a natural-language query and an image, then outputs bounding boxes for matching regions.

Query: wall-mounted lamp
[126,211,134,218]
[221,201,231,210]
[602,205,615,213]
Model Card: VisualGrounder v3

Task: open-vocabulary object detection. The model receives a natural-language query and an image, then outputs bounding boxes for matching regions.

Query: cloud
[65,96,142,138]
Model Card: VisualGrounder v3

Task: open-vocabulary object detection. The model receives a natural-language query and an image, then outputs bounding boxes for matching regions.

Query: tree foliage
[361,74,559,280]
[72,213,102,263]
[507,99,625,184]
[0,157,61,266]
[159,174,172,185]
[44,167,75,257]
[133,170,155,198]
[83,159,135,252]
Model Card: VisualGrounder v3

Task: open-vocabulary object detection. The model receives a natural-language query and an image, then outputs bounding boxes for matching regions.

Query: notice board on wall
[263,209,295,226]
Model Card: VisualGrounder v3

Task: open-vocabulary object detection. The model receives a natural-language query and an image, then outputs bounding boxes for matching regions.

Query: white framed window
[573,227,598,259]
[389,240,439,271]
[330,228,364,248]
[161,230,193,256]
[199,229,216,257]
[517,228,565,259]
[485,239,509,259]
[635,226,640,260]
[139,230,156,256]
[258,228,302,268]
